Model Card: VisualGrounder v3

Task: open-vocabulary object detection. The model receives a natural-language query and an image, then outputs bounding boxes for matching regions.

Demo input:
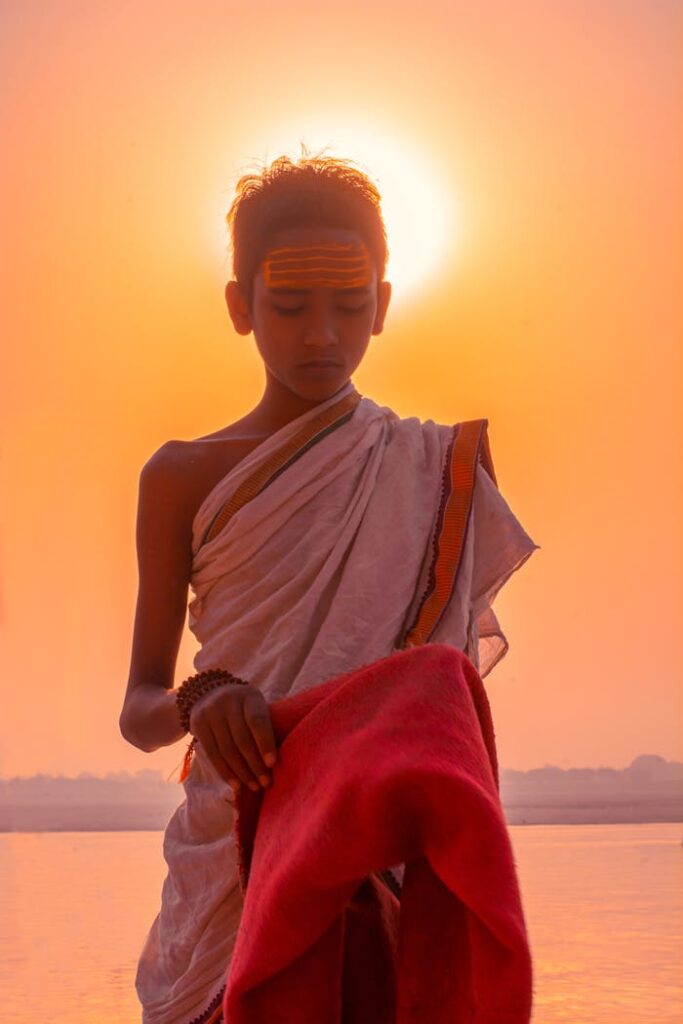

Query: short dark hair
[227,148,388,306]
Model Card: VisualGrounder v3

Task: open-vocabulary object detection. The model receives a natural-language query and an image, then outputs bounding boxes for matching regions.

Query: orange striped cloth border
[203,1002,223,1024]
[185,985,225,1024]
[200,389,362,548]
[402,419,495,648]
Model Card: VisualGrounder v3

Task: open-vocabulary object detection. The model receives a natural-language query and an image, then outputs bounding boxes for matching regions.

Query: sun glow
[228,118,460,304]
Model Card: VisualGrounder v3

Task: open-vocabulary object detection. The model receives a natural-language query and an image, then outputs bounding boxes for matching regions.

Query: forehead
[255,225,376,296]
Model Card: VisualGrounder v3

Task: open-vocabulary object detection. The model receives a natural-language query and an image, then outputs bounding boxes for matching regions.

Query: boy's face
[225,225,391,403]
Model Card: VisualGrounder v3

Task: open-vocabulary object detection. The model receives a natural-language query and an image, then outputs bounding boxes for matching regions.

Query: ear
[225,280,253,336]
[372,280,392,335]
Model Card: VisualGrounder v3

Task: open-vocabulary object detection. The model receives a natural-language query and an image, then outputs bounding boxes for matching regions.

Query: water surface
[0,823,680,1022]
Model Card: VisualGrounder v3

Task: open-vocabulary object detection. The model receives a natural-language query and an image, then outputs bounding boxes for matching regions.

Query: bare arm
[119,443,192,752]
[119,443,279,792]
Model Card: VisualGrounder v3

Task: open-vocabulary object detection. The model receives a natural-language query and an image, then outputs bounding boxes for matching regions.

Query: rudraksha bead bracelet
[175,668,249,733]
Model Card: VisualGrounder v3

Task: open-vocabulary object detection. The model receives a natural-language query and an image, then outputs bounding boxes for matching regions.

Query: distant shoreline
[2,818,681,834]
[1,805,681,833]
[2,754,680,833]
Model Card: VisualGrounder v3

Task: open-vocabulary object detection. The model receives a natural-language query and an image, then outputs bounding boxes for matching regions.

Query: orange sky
[1,0,681,778]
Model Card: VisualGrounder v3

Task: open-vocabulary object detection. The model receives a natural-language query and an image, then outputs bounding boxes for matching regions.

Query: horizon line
[1,752,681,782]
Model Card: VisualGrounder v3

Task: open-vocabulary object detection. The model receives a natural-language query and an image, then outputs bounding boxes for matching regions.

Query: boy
[120,152,538,1024]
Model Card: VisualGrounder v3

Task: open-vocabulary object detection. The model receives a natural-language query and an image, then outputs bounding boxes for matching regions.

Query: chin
[289,373,350,399]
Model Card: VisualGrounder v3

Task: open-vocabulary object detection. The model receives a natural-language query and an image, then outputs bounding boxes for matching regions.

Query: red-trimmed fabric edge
[401,419,490,648]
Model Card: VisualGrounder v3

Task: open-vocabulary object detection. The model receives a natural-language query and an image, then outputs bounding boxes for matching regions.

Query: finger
[243,693,278,768]
[231,703,272,787]
[195,727,240,789]
[189,695,254,789]
[210,717,259,790]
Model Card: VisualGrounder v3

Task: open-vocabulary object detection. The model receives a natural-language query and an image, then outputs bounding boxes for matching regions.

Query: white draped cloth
[135,381,539,1024]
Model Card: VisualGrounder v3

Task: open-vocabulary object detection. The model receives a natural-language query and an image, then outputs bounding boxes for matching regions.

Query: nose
[302,306,339,347]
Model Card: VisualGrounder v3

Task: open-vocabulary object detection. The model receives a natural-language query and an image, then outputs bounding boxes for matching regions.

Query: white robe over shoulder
[135,380,539,1024]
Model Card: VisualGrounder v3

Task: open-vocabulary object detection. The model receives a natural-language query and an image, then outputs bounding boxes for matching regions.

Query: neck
[246,371,354,434]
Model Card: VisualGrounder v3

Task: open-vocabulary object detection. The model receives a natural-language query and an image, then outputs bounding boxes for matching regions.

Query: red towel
[224,643,533,1023]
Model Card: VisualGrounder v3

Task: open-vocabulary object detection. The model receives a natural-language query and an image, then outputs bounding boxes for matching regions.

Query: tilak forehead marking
[261,241,373,289]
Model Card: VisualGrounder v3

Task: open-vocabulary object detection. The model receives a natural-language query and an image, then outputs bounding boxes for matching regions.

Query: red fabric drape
[224,644,533,1023]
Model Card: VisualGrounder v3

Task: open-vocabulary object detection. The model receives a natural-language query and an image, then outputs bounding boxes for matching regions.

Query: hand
[189,682,277,793]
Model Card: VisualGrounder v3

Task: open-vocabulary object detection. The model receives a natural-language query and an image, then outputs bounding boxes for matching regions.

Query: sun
[233,118,460,304]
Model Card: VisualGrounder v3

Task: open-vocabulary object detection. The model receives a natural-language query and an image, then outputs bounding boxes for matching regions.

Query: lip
[297,360,343,368]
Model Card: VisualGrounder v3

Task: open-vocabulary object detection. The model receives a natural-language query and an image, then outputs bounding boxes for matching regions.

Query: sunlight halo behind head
[224,118,460,306]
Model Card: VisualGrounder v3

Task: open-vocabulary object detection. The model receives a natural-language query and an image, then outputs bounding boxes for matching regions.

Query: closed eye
[274,306,304,315]
[273,304,368,316]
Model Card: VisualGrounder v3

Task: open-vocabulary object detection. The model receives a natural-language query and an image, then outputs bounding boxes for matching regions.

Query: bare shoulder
[142,438,212,483]
[140,440,197,506]
[140,428,271,527]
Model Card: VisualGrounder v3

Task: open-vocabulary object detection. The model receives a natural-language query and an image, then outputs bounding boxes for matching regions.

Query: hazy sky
[1,0,680,778]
